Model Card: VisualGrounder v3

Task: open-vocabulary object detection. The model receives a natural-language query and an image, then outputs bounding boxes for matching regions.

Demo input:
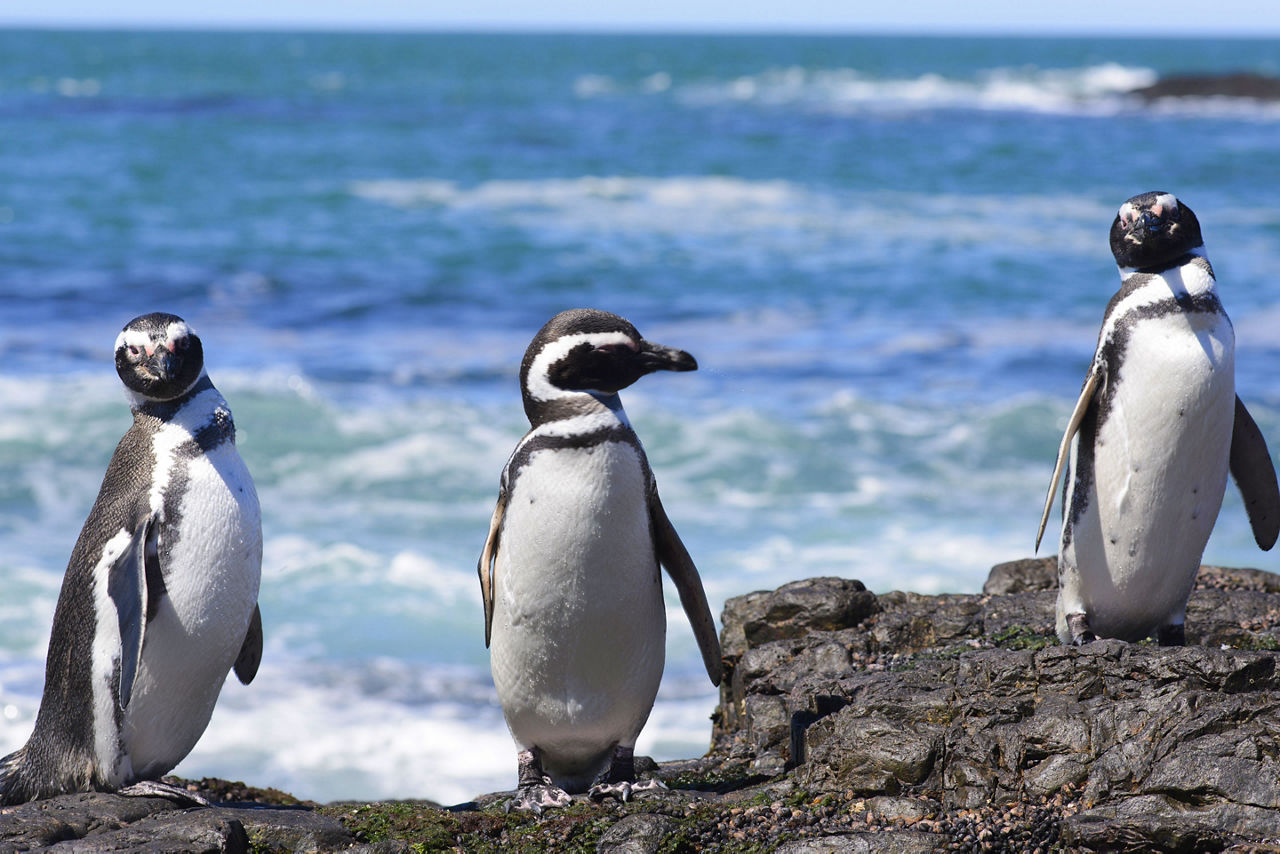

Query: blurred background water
[2,30,1280,803]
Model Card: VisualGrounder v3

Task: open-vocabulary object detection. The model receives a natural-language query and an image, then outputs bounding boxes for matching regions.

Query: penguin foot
[506,783,573,814]
[1066,612,1096,645]
[1157,624,1186,646]
[507,748,573,814]
[588,777,666,803]
[586,744,667,802]
[118,780,212,807]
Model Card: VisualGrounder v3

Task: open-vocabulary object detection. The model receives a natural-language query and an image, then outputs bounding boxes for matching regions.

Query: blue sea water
[2,29,1280,804]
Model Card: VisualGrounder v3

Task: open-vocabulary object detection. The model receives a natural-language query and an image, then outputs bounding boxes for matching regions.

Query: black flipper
[649,485,723,686]
[1230,395,1280,550]
[1037,364,1102,552]
[108,513,158,710]
[233,604,263,685]
[478,487,507,648]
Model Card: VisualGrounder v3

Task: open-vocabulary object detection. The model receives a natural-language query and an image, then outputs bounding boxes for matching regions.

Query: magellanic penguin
[479,308,723,812]
[1036,192,1280,646]
[0,313,263,805]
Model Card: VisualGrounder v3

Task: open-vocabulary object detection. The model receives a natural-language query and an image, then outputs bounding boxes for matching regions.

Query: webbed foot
[118,780,212,807]
[506,782,572,814]
[588,777,666,803]
[507,747,573,814]
[1066,612,1096,645]
[586,744,666,803]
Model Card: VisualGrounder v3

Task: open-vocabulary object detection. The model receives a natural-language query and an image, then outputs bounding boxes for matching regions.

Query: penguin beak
[144,347,175,380]
[1134,210,1167,239]
[637,340,697,373]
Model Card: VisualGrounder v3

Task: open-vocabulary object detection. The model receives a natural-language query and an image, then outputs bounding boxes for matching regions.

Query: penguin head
[1109,191,1204,271]
[114,313,206,404]
[520,308,696,423]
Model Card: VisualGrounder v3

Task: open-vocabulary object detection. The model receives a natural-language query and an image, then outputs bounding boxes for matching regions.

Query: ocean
[2,30,1280,805]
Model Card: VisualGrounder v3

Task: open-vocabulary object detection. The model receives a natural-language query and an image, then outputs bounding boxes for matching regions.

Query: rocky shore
[6,559,1280,852]
[1127,71,1280,102]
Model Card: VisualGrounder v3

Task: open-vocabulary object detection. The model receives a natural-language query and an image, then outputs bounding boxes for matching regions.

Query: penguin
[0,313,263,805]
[478,308,723,812]
[1036,192,1280,646]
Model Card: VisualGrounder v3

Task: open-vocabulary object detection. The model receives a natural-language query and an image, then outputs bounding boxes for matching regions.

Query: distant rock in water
[1129,71,1280,101]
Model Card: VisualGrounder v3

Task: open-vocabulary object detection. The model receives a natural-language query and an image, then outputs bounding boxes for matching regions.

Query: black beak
[145,348,175,379]
[638,340,697,373]
[1135,210,1166,239]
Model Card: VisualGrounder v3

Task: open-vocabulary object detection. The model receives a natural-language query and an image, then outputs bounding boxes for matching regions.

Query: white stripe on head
[524,330,637,402]
[114,319,194,357]
[1117,192,1179,228]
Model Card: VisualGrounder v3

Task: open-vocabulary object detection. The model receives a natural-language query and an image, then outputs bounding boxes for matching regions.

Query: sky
[0,0,1278,36]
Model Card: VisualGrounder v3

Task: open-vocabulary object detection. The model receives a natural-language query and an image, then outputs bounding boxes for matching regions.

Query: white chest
[489,440,667,777]
[497,440,657,627]
[1097,307,1235,496]
[111,399,262,780]
[1065,304,1236,637]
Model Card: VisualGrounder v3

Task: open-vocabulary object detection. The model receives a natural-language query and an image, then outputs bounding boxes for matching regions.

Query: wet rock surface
[6,559,1280,851]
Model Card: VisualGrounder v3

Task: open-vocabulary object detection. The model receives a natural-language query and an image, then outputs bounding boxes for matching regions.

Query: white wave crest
[574,62,1163,116]
[349,176,1109,265]
[179,659,717,804]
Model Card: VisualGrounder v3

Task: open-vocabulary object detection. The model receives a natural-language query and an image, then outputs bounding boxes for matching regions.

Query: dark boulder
[1129,72,1280,101]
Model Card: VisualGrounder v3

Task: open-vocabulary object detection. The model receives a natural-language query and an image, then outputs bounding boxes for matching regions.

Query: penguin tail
[0,744,30,806]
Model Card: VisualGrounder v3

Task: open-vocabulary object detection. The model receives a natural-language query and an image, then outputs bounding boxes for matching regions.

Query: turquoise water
[3,30,1280,802]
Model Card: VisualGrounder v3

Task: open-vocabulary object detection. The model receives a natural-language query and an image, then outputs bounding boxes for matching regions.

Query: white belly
[489,441,665,788]
[1064,311,1234,639]
[123,442,262,778]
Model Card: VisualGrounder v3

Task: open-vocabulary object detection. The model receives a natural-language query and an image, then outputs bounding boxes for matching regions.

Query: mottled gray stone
[864,796,939,823]
[0,793,357,854]
[721,577,878,660]
[233,806,357,851]
[982,557,1057,595]
[774,831,940,854]
[712,562,1280,852]
[595,813,676,854]
[40,809,249,853]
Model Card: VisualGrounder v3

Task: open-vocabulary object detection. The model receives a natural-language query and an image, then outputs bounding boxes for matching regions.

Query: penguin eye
[595,344,626,354]
[128,345,141,357]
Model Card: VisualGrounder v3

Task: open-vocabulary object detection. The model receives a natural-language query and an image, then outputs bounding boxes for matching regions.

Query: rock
[709,561,1280,852]
[774,832,939,853]
[233,805,358,851]
[9,562,1280,852]
[983,557,1056,594]
[0,792,171,849]
[1063,795,1280,852]
[39,810,251,853]
[0,787,360,854]
[1129,72,1280,101]
[595,813,676,853]
[720,577,879,660]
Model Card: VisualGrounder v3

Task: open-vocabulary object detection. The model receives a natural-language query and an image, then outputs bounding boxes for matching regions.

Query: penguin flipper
[649,488,723,686]
[1230,395,1280,550]
[108,512,158,710]
[233,604,263,685]
[1037,365,1101,553]
[479,488,507,648]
